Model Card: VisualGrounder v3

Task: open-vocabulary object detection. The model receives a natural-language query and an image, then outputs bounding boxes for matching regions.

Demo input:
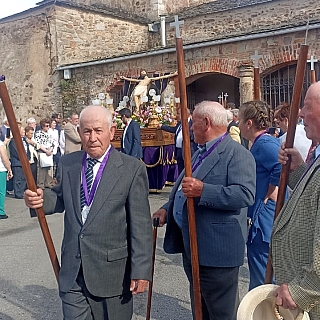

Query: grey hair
[231,109,239,117]
[193,101,228,126]
[79,105,113,128]
[226,110,233,122]
[2,117,7,124]
[27,117,36,124]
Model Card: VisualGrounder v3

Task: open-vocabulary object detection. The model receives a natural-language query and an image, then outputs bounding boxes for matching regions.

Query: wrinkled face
[191,111,207,144]
[25,129,34,139]
[71,114,79,126]
[300,85,320,142]
[79,109,115,159]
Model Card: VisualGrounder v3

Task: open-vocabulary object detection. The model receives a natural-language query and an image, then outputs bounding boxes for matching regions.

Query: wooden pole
[0,77,60,282]
[253,68,261,100]
[176,38,203,320]
[265,44,309,283]
[311,70,316,84]
[146,218,159,320]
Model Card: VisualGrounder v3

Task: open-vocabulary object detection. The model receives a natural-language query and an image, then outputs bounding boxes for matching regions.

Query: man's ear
[110,124,116,141]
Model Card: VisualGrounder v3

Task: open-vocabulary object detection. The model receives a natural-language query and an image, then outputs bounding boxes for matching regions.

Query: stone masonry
[0,0,320,120]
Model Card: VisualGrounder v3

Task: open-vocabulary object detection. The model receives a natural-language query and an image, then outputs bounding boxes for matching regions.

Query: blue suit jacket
[162,134,256,267]
[121,120,143,159]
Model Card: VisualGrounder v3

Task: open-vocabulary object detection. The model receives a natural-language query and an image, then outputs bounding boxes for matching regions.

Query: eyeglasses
[44,124,50,127]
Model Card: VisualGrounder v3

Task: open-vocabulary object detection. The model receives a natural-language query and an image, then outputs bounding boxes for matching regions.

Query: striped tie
[80,158,98,210]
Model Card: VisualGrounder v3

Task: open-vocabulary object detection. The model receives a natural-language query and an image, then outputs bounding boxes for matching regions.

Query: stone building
[0,0,320,121]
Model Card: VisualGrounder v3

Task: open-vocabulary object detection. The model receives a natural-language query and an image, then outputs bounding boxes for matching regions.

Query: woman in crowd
[238,100,282,290]
[0,139,13,219]
[35,118,55,189]
[48,118,61,178]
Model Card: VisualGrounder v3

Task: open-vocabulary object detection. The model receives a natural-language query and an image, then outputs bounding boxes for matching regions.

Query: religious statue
[121,70,177,112]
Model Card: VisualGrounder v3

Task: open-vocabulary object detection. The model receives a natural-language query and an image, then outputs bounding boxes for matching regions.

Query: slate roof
[35,0,152,24]
[179,0,274,18]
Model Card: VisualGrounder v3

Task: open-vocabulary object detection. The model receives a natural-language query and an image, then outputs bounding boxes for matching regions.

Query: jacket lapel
[68,160,83,224]
[195,135,230,181]
[274,158,320,233]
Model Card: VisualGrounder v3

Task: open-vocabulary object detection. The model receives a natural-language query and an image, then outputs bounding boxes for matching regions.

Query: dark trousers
[182,253,239,320]
[60,267,133,320]
[12,166,26,199]
[176,147,184,175]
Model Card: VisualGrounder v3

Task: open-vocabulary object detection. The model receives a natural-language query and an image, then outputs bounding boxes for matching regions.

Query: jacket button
[79,233,84,239]
[75,253,81,259]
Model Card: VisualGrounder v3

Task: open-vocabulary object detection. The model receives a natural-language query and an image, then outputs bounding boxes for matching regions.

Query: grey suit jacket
[162,135,256,267]
[271,158,320,318]
[43,148,153,297]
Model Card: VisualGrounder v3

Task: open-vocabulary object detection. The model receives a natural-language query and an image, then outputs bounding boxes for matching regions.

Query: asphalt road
[0,187,249,319]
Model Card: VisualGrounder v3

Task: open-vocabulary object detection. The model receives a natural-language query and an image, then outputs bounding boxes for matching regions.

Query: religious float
[95,86,180,192]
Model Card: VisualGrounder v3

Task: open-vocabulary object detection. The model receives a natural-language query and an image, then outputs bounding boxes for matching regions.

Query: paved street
[0,187,249,319]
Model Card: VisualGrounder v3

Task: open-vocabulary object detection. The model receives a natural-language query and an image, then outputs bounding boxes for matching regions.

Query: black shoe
[0,215,8,219]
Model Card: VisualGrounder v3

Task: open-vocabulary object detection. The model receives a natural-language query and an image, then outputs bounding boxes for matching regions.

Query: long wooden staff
[170,16,202,320]
[251,50,263,100]
[264,44,308,283]
[146,217,159,320]
[0,76,60,282]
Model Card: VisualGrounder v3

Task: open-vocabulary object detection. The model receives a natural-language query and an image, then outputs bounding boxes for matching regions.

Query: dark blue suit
[162,135,256,320]
[161,120,197,175]
[120,119,143,159]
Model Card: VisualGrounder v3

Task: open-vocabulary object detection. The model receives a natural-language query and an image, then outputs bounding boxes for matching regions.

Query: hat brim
[237,284,310,320]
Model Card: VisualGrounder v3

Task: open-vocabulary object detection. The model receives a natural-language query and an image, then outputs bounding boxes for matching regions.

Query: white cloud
[0,0,39,19]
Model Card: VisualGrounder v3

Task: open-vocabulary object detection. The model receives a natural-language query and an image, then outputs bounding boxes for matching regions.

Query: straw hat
[237,284,310,320]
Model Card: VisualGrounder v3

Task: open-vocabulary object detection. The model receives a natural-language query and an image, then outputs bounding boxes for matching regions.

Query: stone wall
[163,0,320,47]
[0,8,61,122]
[54,6,150,66]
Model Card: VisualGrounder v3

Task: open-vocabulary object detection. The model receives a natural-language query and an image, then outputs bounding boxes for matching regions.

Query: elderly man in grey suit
[24,105,153,320]
[64,113,82,154]
[272,81,320,320]
[153,101,256,320]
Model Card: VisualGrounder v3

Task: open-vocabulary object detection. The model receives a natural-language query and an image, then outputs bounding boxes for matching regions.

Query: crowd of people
[0,112,82,219]
[1,80,320,320]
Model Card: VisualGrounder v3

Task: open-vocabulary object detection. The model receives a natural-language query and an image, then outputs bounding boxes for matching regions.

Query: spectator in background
[160,108,197,176]
[48,119,61,178]
[0,117,10,142]
[119,108,143,159]
[274,103,311,161]
[64,113,82,154]
[25,126,39,185]
[51,113,62,136]
[26,117,37,138]
[35,118,55,189]
[8,124,29,199]
[0,139,13,219]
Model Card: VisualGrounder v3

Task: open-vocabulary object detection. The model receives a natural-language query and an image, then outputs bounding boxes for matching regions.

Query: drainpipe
[160,15,166,47]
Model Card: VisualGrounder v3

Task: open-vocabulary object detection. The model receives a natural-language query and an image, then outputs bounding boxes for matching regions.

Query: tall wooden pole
[251,50,262,100]
[170,16,202,320]
[265,44,309,283]
[308,56,318,84]
[0,76,60,282]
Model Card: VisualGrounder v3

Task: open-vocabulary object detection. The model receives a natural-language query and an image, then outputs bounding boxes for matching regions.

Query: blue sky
[0,0,39,19]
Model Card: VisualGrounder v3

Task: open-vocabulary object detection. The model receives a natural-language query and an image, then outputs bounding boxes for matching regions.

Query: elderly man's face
[300,83,320,142]
[191,111,207,144]
[79,107,115,159]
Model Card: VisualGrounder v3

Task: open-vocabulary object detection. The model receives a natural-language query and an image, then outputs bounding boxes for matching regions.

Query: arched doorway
[186,73,240,111]
[262,62,320,109]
